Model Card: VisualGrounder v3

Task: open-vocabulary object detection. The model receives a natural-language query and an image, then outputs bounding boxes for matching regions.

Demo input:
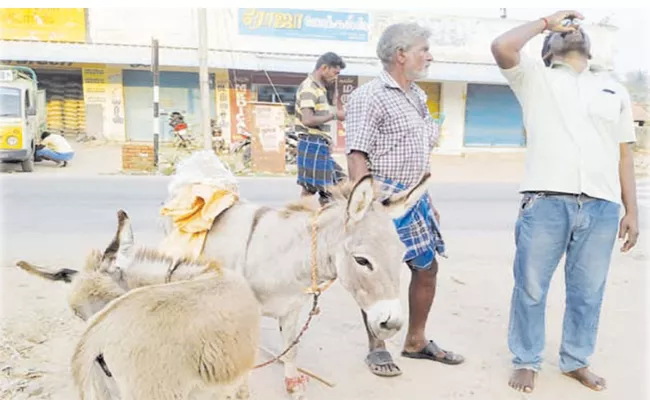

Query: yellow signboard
[82,67,108,104]
[0,8,86,43]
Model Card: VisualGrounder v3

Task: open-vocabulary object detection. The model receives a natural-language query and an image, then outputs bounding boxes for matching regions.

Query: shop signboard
[0,8,86,43]
[238,8,369,42]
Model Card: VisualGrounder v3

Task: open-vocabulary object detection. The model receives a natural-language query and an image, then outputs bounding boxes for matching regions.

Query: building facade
[0,8,618,153]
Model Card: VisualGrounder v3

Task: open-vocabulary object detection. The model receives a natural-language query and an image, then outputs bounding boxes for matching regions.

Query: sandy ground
[1,228,647,400]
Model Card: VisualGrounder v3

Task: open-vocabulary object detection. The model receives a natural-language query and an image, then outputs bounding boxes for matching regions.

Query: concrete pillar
[437,81,467,154]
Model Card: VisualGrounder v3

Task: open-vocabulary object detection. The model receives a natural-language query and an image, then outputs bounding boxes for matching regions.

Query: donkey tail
[15,260,78,283]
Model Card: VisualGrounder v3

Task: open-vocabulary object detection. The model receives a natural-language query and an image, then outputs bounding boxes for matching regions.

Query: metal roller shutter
[464,83,525,147]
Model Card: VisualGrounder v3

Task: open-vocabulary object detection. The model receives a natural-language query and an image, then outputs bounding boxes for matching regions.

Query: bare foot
[509,369,536,393]
[564,367,606,391]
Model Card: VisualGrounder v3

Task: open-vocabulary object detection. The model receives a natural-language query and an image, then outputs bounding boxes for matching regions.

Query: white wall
[371,11,616,68]
[89,9,198,47]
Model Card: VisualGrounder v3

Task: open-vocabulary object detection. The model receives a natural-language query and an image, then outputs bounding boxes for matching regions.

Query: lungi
[376,176,447,270]
[296,134,346,200]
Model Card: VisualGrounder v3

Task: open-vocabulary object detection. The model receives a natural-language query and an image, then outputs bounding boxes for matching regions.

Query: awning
[0,40,508,84]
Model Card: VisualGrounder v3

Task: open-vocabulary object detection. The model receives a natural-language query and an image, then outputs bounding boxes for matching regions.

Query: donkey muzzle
[365,299,404,340]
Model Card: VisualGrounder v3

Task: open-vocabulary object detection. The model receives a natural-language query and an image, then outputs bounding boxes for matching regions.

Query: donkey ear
[102,210,135,268]
[382,172,432,218]
[346,174,374,225]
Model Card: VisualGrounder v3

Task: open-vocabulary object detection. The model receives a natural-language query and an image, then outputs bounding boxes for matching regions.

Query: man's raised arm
[491,10,583,69]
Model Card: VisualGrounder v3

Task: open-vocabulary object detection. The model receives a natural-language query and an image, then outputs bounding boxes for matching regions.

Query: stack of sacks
[63,80,84,136]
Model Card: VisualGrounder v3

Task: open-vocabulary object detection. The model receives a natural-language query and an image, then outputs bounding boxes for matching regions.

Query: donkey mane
[277,179,385,218]
[131,247,223,276]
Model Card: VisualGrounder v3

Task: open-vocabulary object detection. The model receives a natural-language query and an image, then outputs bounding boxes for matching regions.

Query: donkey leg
[279,310,308,400]
[234,373,250,399]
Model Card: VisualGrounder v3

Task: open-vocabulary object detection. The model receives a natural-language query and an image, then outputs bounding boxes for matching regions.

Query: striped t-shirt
[295,74,332,140]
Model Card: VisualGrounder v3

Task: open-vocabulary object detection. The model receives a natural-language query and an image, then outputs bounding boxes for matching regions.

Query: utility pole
[151,37,160,168]
[197,8,211,151]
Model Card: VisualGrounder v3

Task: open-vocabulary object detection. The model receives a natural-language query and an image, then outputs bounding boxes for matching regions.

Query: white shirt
[42,133,74,154]
[500,54,637,205]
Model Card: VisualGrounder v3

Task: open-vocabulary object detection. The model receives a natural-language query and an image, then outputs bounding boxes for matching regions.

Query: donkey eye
[354,256,373,271]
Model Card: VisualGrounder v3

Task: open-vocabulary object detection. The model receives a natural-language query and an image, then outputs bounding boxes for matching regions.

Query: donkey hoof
[285,375,309,396]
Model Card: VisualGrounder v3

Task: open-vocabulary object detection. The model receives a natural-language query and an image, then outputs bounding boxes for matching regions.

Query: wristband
[541,17,549,32]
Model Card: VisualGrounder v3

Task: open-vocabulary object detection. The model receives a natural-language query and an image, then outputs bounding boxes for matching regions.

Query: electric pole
[197,8,211,150]
[151,37,160,168]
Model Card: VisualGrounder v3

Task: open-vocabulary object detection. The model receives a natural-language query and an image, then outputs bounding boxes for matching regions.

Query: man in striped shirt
[295,52,347,205]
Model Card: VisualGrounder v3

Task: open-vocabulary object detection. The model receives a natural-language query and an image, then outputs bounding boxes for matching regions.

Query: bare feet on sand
[564,367,607,391]
[509,369,536,393]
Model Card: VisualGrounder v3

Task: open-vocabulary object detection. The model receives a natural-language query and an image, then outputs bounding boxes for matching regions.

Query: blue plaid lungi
[296,134,346,196]
[377,176,447,270]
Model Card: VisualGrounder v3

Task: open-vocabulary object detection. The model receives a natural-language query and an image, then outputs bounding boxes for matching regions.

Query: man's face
[400,38,433,81]
[548,27,591,58]
[321,65,341,83]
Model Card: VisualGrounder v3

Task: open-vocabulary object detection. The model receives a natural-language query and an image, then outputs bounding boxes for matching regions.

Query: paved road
[0,176,526,236]
[1,175,648,237]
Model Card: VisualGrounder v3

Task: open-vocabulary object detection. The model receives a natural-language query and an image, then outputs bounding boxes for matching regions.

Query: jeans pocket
[518,193,543,219]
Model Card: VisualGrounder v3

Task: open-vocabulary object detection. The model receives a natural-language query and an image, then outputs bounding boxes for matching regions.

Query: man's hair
[376,22,431,67]
[315,52,346,70]
[541,33,553,67]
[41,131,51,140]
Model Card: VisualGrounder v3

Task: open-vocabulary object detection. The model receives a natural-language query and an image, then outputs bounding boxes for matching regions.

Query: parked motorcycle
[210,119,227,153]
[231,131,252,167]
[284,129,298,165]
[230,128,298,167]
[169,112,195,149]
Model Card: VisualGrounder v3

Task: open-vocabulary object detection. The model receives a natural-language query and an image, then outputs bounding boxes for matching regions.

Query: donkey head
[67,249,127,321]
[15,210,136,321]
[331,172,432,341]
[68,209,135,320]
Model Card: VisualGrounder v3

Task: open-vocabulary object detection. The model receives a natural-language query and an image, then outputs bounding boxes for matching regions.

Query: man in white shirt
[491,9,639,394]
[35,131,75,167]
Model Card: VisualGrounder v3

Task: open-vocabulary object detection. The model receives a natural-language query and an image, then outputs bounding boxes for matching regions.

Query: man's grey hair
[376,22,431,67]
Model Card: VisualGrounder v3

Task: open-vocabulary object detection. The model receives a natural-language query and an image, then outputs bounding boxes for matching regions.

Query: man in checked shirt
[345,22,465,377]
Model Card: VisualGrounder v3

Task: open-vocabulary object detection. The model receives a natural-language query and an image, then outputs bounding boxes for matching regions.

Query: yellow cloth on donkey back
[159,182,238,260]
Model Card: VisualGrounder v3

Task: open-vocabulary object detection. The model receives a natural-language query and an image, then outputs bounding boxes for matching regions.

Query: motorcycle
[210,119,227,153]
[169,112,195,149]
[284,129,298,165]
[231,131,253,167]
[230,128,298,167]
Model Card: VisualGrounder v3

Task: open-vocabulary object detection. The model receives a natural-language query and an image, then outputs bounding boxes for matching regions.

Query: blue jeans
[508,192,621,373]
[36,148,74,162]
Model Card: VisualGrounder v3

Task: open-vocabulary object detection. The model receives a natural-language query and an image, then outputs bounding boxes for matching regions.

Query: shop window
[256,85,298,115]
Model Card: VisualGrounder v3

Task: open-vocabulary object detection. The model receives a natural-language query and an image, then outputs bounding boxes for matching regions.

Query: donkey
[16,211,227,321]
[159,168,433,399]
[19,171,431,400]
[17,211,261,400]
